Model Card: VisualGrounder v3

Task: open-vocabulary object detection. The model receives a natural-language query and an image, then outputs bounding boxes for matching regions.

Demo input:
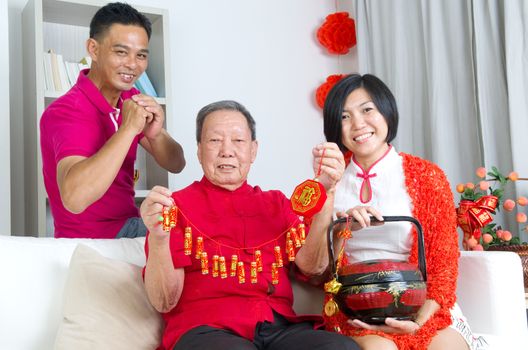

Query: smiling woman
[318,74,485,350]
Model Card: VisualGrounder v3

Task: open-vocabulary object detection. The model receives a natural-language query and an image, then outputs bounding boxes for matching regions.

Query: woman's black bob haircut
[323,73,399,152]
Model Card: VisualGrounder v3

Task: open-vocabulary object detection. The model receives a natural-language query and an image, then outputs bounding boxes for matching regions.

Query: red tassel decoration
[230,255,238,277]
[250,261,258,284]
[291,228,301,248]
[219,256,227,279]
[200,252,209,275]
[298,223,306,244]
[195,237,204,259]
[237,261,245,284]
[286,239,295,262]
[184,227,192,255]
[255,250,263,272]
[212,254,219,277]
[162,206,171,232]
[271,263,279,285]
[274,246,283,267]
[169,206,178,228]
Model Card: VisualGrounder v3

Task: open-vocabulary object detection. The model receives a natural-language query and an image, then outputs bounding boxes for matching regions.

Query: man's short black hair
[90,2,152,40]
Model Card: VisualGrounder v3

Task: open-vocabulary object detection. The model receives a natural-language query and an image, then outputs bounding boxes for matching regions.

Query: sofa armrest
[457,250,528,339]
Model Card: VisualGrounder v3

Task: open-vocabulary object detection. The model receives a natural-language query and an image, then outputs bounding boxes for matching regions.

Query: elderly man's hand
[312,142,345,193]
[140,186,174,238]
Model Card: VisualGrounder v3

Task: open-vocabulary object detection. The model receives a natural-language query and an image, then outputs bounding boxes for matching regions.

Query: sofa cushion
[0,236,147,350]
[54,244,162,350]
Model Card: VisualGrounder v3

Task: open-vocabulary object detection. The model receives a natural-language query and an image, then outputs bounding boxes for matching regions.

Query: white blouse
[333,147,414,263]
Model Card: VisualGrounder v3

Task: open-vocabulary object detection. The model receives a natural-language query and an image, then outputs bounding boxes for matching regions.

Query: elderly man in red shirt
[141,100,358,350]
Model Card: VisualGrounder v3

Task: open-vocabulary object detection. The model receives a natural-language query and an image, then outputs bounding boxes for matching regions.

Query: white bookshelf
[22,0,172,236]
[1,0,11,235]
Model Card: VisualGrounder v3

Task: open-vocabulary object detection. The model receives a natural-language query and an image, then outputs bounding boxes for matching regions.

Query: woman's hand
[336,205,384,231]
[140,185,174,239]
[348,318,420,334]
[312,143,345,193]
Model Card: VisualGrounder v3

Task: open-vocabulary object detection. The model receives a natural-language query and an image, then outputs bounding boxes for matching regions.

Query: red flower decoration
[315,74,344,109]
[317,12,357,55]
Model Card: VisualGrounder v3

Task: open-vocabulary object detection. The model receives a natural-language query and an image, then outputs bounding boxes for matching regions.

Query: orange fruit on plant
[502,230,512,241]
[503,199,516,211]
[482,233,493,244]
[456,184,465,193]
[517,196,528,206]
[479,181,490,191]
[472,244,484,251]
[496,229,504,239]
[516,212,527,223]
[476,167,487,178]
[466,236,478,248]
[508,172,519,181]
[465,182,475,190]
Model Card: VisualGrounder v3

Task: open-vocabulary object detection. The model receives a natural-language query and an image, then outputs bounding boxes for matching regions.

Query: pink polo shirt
[40,69,142,238]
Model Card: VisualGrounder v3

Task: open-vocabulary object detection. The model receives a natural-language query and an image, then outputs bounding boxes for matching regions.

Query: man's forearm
[58,127,138,213]
[143,130,185,173]
[144,235,184,313]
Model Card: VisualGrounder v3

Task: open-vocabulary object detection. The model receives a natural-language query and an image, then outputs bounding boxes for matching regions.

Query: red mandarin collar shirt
[145,177,321,349]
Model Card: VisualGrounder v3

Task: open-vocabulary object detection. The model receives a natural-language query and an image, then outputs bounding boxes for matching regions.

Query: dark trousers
[173,312,359,350]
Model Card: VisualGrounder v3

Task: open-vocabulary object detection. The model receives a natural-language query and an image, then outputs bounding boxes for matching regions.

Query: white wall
[145,0,358,195]
[1,0,12,235]
[7,0,358,234]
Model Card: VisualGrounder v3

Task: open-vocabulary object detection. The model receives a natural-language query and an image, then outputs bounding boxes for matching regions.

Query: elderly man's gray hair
[196,100,257,143]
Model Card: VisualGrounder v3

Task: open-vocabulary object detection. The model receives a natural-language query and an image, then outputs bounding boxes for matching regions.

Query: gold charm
[324,299,339,316]
[324,278,342,294]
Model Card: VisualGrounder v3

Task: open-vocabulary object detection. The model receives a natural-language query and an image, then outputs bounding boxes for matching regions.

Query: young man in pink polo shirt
[40,3,185,239]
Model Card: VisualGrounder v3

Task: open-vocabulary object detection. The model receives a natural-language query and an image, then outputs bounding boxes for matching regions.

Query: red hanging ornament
[219,256,228,279]
[200,252,209,275]
[230,255,238,277]
[290,149,328,218]
[290,228,301,248]
[286,239,295,262]
[274,246,284,268]
[237,261,246,284]
[161,206,171,232]
[250,262,258,284]
[255,250,263,272]
[184,227,192,256]
[316,74,345,109]
[169,206,178,228]
[271,263,279,285]
[317,12,357,55]
[212,254,219,277]
[195,236,204,259]
[297,223,306,244]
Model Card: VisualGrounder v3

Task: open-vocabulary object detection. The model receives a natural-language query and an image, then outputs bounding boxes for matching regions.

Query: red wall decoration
[315,11,356,110]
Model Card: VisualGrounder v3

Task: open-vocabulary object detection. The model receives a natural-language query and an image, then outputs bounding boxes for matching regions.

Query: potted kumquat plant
[456,167,528,287]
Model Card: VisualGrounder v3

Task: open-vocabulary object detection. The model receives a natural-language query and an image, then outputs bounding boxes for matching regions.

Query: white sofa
[0,236,527,350]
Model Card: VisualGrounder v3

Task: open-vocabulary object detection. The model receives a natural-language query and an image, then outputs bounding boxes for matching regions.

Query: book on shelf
[42,52,53,91]
[56,53,71,91]
[43,53,93,93]
[48,50,63,92]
